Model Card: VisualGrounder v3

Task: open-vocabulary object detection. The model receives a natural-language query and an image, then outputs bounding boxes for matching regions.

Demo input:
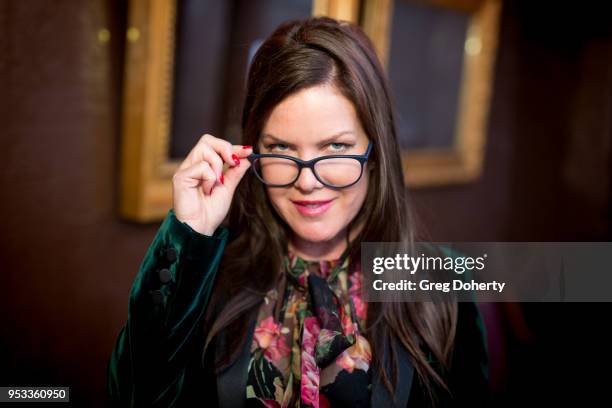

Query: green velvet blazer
[106,209,490,407]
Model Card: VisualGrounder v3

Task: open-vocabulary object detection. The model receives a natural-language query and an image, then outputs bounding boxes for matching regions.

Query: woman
[107,16,488,407]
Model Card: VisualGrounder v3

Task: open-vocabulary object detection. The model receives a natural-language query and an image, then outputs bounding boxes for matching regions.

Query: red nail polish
[242,145,252,149]
[209,185,214,194]
[220,174,224,184]
[232,154,240,165]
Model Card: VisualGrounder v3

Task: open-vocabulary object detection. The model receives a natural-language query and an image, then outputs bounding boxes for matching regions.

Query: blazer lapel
[370,337,415,407]
[216,314,257,408]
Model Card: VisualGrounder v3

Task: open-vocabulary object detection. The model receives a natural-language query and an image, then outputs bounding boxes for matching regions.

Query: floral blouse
[246,249,371,407]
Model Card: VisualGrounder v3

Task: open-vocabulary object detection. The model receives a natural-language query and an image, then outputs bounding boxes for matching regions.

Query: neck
[288,220,365,261]
[288,231,346,262]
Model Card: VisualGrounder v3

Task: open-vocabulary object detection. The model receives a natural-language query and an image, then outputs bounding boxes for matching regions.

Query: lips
[291,199,335,217]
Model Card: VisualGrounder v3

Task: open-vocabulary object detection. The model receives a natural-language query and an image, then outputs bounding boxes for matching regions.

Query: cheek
[266,188,286,216]
[340,177,369,217]
[266,189,298,223]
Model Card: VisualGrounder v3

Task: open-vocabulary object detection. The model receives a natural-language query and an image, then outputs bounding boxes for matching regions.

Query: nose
[293,165,323,192]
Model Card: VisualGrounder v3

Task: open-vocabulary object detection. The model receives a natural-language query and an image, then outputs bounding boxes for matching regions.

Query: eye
[328,142,353,152]
[265,143,289,152]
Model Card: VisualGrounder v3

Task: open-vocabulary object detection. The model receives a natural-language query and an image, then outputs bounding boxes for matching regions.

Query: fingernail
[242,145,252,149]
[209,185,215,194]
[232,154,240,165]
[220,174,224,184]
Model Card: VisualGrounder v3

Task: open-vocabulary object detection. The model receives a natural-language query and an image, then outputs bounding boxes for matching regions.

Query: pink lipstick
[291,199,335,217]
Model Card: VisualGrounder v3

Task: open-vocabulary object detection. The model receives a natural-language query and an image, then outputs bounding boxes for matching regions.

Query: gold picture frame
[119,0,359,222]
[361,0,501,187]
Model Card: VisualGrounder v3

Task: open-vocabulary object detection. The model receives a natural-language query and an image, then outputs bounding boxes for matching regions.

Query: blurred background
[1,0,611,406]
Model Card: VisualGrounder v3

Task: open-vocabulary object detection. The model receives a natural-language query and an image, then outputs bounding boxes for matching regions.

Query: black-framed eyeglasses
[247,141,373,189]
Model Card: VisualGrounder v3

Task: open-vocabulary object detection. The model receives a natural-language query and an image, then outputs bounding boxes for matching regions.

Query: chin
[292,223,340,243]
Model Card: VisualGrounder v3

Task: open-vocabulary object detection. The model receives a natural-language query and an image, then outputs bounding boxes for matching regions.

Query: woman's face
[259,84,370,245]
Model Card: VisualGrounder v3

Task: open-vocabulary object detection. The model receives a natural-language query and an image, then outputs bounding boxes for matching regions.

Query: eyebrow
[260,130,356,147]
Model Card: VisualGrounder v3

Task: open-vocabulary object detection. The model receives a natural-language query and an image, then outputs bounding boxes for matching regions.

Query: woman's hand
[172,133,252,235]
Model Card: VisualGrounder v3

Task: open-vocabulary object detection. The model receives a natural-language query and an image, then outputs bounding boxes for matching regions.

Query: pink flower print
[349,272,367,322]
[341,310,357,336]
[316,328,336,347]
[336,335,372,373]
[265,335,290,363]
[349,271,362,294]
[254,316,290,363]
[319,261,331,278]
[301,369,320,406]
[301,316,321,407]
[302,316,321,363]
[351,294,367,322]
[254,316,280,349]
[336,350,356,373]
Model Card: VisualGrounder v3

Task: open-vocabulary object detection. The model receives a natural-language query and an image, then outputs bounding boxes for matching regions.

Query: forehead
[261,84,365,143]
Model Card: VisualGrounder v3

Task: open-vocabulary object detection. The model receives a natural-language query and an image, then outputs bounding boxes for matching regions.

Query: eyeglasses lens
[254,157,363,188]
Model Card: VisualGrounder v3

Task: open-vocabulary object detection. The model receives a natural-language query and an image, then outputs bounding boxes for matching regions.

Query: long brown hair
[202,16,458,404]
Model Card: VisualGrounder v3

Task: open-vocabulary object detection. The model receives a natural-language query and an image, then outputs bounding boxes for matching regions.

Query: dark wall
[0,1,151,405]
[0,1,610,406]
[412,1,611,244]
[410,2,612,405]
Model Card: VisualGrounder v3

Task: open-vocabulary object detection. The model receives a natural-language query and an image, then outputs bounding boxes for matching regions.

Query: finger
[179,133,233,171]
[231,144,254,160]
[196,142,224,181]
[175,160,217,195]
[202,135,242,168]
[221,156,252,194]
[216,145,253,173]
